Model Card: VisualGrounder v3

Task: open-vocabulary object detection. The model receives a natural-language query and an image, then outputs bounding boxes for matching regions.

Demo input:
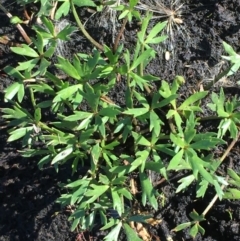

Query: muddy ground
[0,0,240,240]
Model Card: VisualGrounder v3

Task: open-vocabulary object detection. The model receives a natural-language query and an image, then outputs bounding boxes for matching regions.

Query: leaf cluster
[2,1,240,240]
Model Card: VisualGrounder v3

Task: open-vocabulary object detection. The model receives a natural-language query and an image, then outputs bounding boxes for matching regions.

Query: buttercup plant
[1,0,240,240]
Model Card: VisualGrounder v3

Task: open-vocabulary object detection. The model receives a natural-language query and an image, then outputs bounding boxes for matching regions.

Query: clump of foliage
[2,0,240,240]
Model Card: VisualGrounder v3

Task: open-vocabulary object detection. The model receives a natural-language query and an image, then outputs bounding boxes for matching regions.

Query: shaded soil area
[0,0,240,240]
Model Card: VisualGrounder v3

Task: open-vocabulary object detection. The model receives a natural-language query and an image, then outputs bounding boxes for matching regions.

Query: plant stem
[29,87,36,108]
[139,44,152,95]
[202,188,224,216]
[201,132,240,217]
[113,16,128,53]
[38,121,59,134]
[70,0,103,51]
[219,132,240,163]
[0,3,32,44]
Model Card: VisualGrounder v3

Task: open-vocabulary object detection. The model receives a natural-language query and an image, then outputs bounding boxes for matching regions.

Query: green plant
[2,8,169,239]
[207,88,240,139]
[222,41,240,76]
[204,41,240,90]
[135,0,186,51]
[223,168,240,199]
[2,1,240,240]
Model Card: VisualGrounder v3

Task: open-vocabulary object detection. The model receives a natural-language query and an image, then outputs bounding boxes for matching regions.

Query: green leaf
[18,87,27,105]
[213,180,224,200]
[73,0,96,7]
[222,41,236,56]
[4,82,22,102]
[57,25,77,41]
[86,50,101,73]
[149,111,162,136]
[145,21,167,43]
[139,172,158,210]
[132,132,150,146]
[53,84,82,102]
[129,0,139,8]
[33,31,44,54]
[117,187,132,200]
[4,66,24,80]
[41,15,55,35]
[133,90,149,108]
[85,184,109,204]
[91,143,101,166]
[76,116,92,130]
[190,154,214,184]
[11,44,39,57]
[130,49,154,70]
[8,127,33,142]
[39,57,50,75]
[16,58,39,71]
[184,129,196,144]
[218,119,231,138]
[167,149,184,170]
[38,155,51,169]
[189,210,204,222]
[95,115,106,138]
[227,168,240,182]
[104,221,122,241]
[123,223,142,241]
[176,174,195,193]
[145,162,164,173]
[51,147,73,164]
[70,181,89,205]
[196,180,209,198]
[172,222,192,232]
[55,57,80,80]
[130,73,151,90]
[229,121,238,139]
[131,150,149,171]
[189,223,199,238]
[66,177,89,188]
[190,139,223,150]
[146,35,167,44]
[81,83,100,112]
[223,188,240,199]
[123,108,149,117]
[198,225,205,235]
[170,133,185,148]
[111,188,123,216]
[118,9,129,20]
[103,141,120,151]
[10,16,22,24]
[70,209,85,231]
[152,94,178,109]
[174,112,183,133]
[64,111,93,121]
[178,91,208,110]
[227,62,240,76]
[99,107,121,118]
[44,45,56,58]
[101,218,118,230]
[55,1,70,20]
[34,108,41,122]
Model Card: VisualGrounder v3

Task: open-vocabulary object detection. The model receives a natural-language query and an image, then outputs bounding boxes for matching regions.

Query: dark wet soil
[1,0,240,240]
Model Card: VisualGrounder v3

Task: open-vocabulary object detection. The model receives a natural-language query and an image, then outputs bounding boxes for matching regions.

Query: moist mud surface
[1,0,240,240]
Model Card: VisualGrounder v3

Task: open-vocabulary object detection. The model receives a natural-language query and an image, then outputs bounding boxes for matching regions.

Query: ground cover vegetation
[1,0,240,240]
